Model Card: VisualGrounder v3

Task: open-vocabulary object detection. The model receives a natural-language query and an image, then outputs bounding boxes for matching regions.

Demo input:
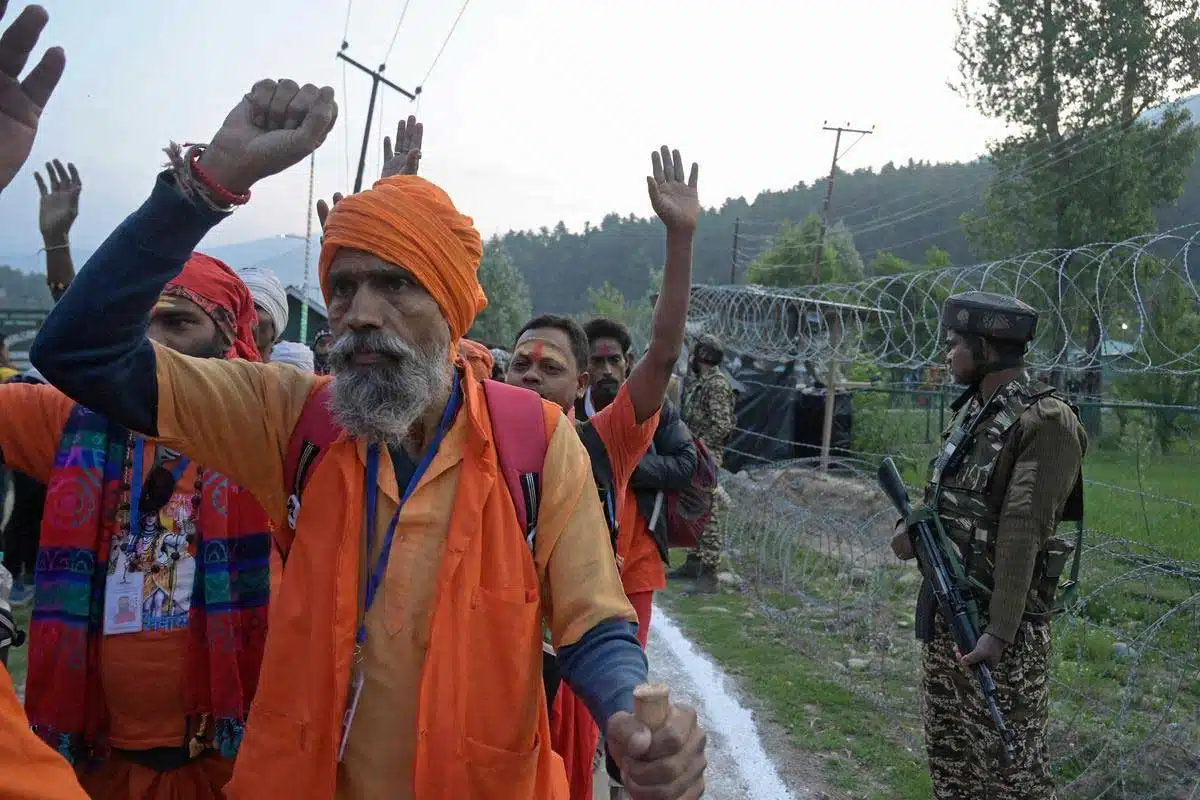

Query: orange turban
[459,338,495,381]
[318,176,487,341]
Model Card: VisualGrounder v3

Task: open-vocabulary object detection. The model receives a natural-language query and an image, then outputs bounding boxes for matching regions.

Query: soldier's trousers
[922,618,1055,799]
[695,494,724,570]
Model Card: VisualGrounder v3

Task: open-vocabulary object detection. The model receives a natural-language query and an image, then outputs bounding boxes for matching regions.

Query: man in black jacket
[577,317,697,647]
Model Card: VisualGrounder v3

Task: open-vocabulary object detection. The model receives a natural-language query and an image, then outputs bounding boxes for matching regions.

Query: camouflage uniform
[915,292,1087,799]
[681,366,735,570]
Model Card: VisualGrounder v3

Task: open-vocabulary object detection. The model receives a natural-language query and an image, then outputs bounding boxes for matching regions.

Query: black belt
[116,745,209,773]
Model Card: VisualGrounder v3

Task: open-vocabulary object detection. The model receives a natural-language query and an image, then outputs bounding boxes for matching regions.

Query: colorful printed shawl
[25,403,272,764]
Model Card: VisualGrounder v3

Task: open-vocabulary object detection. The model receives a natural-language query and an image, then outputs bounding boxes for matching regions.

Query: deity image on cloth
[108,492,197,633]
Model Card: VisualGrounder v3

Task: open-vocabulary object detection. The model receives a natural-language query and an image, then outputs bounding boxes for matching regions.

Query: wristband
[187,147,251,206]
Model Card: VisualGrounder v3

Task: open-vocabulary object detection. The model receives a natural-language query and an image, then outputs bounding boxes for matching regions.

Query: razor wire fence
[688,223,1200,375]
[689,225,1200,797]
[714,379,1199,799]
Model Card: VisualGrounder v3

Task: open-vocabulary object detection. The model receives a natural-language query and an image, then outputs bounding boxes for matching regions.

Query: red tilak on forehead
[531,341,545,360]
[595,342,620,357]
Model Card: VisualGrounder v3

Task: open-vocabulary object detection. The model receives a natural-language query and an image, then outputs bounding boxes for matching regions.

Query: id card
[103,571,144,635]
[338,671,366,762]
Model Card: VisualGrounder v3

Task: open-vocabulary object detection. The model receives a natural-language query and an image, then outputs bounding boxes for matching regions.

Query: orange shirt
[148,343,635,799]
[0,385,199,748]
[585,384,662,596]
[616,489,666,596]
[0,665,88,800]
[585,382,660,529]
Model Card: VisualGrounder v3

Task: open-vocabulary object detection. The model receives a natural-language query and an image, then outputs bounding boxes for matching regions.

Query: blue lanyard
[358,374,461,644]
[129,437,191,519]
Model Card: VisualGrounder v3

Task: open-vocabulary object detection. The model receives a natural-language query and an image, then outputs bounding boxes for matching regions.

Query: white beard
[328,334,452,443]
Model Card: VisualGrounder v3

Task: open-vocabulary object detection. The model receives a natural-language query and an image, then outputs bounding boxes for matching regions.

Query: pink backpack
[276,380,550,562]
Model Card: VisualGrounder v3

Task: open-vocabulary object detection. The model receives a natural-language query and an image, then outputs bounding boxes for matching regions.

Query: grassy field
[658,575,932,799]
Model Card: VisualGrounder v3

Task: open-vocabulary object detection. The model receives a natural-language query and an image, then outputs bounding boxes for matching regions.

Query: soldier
[890,292,1086,799]
[674,334,736,591]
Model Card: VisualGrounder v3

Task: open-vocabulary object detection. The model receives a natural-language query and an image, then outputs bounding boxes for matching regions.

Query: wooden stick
[633,683,671,731]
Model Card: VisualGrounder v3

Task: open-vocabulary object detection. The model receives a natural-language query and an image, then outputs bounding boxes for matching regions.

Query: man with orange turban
[33,80,708,800]
[0,250,273,799]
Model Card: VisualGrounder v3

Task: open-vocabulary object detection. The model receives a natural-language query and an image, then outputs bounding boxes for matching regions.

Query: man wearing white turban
[237,266,289,360]
[270,340,315,372]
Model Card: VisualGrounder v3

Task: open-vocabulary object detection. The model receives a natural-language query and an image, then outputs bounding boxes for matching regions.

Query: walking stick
[610,684,671,800]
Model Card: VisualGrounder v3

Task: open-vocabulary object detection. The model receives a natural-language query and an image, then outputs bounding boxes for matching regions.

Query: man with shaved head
[34,82,708,799]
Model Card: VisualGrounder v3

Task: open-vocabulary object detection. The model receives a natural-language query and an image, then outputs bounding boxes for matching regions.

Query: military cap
[694,333,725,365]
[941,291,1038,343]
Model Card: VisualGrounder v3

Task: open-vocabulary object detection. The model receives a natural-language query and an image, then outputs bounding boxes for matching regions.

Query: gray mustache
[328,330,415,366]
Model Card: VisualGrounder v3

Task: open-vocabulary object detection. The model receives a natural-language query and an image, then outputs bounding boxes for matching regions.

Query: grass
[657,551,926,800]
[658,578,932,799]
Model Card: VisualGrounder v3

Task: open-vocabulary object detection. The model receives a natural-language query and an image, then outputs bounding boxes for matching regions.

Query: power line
[835,102,1188,233]
[740,127,1180,272]
[418,0,471,90]
[870,130,1176,254]
[381,0,415,66]
[341,0,354,43]
[341,59,351,190]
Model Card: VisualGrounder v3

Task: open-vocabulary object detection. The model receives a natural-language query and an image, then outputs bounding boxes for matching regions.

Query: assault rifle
[878,457,1017,765]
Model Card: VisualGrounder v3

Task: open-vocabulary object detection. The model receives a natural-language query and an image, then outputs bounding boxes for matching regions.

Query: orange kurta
[147,344,635,799]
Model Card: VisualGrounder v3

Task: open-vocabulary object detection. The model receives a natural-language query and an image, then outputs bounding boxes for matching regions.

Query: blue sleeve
[556,618,648,727]
[30,172,229,436]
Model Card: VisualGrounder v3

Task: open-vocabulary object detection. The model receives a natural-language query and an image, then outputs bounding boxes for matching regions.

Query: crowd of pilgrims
[0,3,735,799]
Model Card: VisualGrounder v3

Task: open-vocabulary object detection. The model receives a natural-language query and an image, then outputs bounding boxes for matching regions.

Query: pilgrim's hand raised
[381,114,422,178]
[647,145,699,234]
[0,3,65,193]
[199,79,339,195]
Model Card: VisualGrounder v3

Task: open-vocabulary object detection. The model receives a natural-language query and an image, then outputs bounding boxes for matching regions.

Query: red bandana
[162,253,262,362]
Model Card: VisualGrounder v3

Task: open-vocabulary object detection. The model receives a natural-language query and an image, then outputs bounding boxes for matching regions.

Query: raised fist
[198,79,338,195]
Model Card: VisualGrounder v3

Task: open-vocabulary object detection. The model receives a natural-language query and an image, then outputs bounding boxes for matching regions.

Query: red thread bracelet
[188,148,251,207]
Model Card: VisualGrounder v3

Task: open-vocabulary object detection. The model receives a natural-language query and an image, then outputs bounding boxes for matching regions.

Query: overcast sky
[0,0,1009,263]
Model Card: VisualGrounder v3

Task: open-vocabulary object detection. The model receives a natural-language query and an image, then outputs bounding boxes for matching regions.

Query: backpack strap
[281,383,340,558]
[576,420,620,554]
[481,379,551,551]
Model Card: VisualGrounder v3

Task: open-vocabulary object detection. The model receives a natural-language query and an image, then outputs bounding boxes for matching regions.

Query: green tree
[955,0,1200,252]
[579,266,662,352]
[1110,256,1200,450]
[745,214,862,287]
[954,0,1200,413]
[468,240,533,347]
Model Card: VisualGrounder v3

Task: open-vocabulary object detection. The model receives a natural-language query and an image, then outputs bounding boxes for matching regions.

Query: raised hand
[381,114,422,178]
[0,3,65,193]
[315,192,344,232]
[647,145,700,233]
[198,79,338,195]
[34,157,78,241]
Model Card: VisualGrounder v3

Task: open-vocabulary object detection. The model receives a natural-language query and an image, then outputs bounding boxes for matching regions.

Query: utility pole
[337,43,419,193]
[729,217,741,284]
[813,122,871,473]
[811,122,873,285]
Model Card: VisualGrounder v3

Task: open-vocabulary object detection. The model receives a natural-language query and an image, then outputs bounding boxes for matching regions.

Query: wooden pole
[820,314,842,471]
